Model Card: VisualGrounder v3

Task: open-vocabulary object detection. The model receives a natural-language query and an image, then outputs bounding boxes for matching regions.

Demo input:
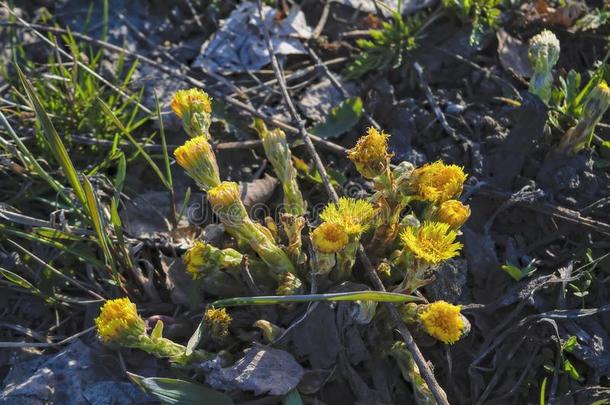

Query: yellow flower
[183,241,242,278]
[418,301,465,344]
[435,200,471,229]
[204,308,232,340]
[400,221,462,265]
[347,127,393,179]
[319,197,376,236]
[171,89,213,138]
[207,181,243,214]
[171,88,212,118]
[311,222,349,253]
[174,136,221,190]
[95,298,145,344]
[410,161,467,204]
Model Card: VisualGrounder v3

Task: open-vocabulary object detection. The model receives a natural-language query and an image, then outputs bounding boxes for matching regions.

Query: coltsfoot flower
[207,182,295,274]
[171,88,213,137]
[400,221,462,265]
[409,161,467,204]
[418,301,465,344]
[435,200,471,229]
[528,30,560,104]
[312,222,349,254]
[95,298,145,344]
[347,127,393,179]
[174,136,221,191]
[183,241,242,278]
[207,181,248,222]
[319,197,376,236]
[204,308,232,341]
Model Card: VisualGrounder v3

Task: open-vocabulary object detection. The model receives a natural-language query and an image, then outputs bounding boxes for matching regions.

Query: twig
[0,326,95,348]
[183,0,204,29]
[413,62,459,141]
[306,46,382,130]
[255,2,449,404]
[0,19,347,156]
[475,186,610,237]
[312,0,331,39]
[8,239,105,301]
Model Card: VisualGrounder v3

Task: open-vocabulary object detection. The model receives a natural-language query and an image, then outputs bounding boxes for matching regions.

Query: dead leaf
[497,29,533,79]
[159,253,202,307]
[203,344,304,396]
[240,174,278,209]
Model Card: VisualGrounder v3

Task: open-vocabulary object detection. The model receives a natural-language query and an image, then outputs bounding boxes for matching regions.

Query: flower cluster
[94,91,474,387]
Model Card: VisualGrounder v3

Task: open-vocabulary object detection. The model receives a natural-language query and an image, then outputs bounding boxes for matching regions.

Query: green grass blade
[0,266,56,304]
[210,291,422,308]
[16,64,87,206]
[81,176,114,270]
[97,97,171,189]
[0,110,72,206]
[0,223,105,268]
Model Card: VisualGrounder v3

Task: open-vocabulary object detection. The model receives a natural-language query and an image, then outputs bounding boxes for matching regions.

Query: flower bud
[417,301,466,344]
[183,241,243,279]
[560,81,610,152]
[528,30,560,104]
[174,136,221,191]
[347,127,393,179]
[275,272,303,296]
[95,298,146,345]
[204,308,232,342]
[434,200,471,229]
[254,119,306,215]
[171,88,213,138]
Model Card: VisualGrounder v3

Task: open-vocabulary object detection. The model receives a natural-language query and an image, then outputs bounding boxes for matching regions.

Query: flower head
[528,30,560,73]
[410,161,467,204]
[171,89,212,118]
[207,181,247,222]
[95,298,145,344]
[311,222,349,253]
[418,301,465,344]
[174,136,221,190]
[400,221,462,265]
[171,89,213,137]
[183,241,242,278]
[204,308,232,341]
[435,200,471,229]
[319,197,376,236]
[347,127,393,179]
